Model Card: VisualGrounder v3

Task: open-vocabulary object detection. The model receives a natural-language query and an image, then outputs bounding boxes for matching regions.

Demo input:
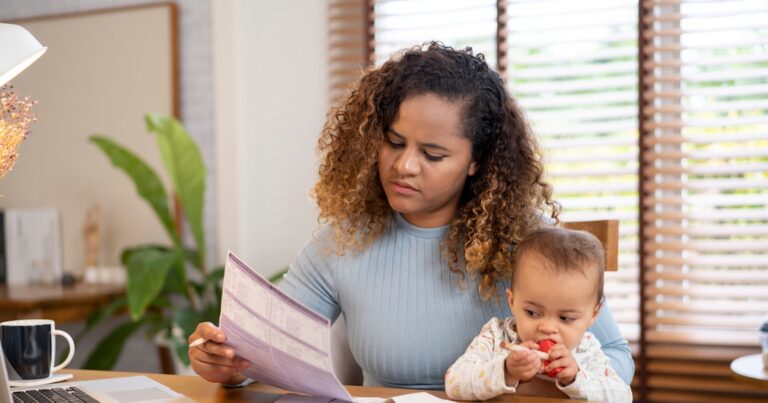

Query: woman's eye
[386,139,404,148]
[424,152,445,162]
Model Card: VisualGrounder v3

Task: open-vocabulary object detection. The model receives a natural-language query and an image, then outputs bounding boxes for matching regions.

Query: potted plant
[83,113,287,371]
[82,113,222,371]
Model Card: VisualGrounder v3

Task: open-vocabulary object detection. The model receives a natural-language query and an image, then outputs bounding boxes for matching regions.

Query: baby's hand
[544,343,578,386]
[501,341,542,383]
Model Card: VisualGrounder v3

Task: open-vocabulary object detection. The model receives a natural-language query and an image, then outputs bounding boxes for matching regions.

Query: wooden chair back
[562,219,619,271]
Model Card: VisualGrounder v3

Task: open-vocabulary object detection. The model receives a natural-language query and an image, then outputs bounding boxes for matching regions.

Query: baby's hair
[512,227,605,304]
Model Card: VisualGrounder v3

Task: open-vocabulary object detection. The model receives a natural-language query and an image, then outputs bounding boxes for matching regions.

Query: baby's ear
[505,289,514,307]
[588,301,602,327]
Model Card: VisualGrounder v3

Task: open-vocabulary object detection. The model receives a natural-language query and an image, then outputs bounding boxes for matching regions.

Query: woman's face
[378,93,477,228]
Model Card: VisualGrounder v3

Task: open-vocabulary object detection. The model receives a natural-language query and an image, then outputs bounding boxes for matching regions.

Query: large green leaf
[145,114,206,268]
[173,307,203,344]
[122,245,189,297]
[82,320,144,370]
[125,247,179,320]
[89,136,179,245]
[163,257,190,297]
[121,244,171,266]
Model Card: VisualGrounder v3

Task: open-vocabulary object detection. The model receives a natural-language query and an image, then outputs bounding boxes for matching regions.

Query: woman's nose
[395,148,419,175]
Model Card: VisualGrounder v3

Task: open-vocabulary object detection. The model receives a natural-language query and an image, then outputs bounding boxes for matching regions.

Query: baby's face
[507,253,601,351]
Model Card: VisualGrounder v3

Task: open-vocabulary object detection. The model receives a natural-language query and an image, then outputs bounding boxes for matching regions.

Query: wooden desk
[731,353,768,389]
[0,283,124,323]
[64,369,578,402]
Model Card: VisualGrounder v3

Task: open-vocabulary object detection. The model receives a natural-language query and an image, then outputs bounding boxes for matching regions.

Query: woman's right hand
[188,322,251,384]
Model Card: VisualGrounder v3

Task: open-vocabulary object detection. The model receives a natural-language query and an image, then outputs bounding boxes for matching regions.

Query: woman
[189,42,633,391]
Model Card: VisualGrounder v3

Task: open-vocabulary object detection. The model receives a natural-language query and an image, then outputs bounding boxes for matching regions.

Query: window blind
[503,0,641,348]
[641,0,768,401]
[371,0,498,67]
[328,0,372,102]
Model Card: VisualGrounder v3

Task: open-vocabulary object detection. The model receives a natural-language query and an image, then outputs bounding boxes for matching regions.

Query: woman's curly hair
[312,42,560,299]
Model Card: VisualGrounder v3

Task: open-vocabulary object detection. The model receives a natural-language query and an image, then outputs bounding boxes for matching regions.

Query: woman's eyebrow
[387,128,404,138]
[388,128,449,151]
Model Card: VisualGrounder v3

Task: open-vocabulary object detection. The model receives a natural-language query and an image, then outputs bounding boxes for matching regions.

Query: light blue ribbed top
[279,213,633,389]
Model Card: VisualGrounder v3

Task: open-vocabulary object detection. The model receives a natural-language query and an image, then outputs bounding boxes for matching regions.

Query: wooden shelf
[0,282,124,323]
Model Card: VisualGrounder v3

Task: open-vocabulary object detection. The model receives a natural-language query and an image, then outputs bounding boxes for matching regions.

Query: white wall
[0,0,219,269]
[212,0,328,276]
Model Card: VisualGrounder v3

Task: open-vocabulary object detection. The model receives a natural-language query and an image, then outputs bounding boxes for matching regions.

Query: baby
[445,227,631,402]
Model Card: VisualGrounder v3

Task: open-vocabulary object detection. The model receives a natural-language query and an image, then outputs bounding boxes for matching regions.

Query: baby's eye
[560,316,576,323]
[525,310,540,318]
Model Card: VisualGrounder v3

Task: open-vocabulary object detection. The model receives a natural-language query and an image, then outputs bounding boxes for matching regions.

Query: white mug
[0,319,75,380]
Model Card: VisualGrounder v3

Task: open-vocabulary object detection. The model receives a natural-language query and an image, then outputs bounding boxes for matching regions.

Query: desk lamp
[0,23,47,86]
[0,23,46,179]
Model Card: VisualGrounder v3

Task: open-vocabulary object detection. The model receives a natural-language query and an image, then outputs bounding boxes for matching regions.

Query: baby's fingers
[546,356,573,371]
[546,345,570,362]
[509,350,540,367]
[517,341,548,360]
[519,341,539,350]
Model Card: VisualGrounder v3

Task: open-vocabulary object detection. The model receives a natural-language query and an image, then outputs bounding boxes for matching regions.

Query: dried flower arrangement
[0,84,37,180]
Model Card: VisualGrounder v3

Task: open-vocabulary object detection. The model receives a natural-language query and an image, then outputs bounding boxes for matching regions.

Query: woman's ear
[468,160,478,176]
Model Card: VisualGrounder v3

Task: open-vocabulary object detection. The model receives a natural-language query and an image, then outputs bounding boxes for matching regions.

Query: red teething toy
[537,339,563,378]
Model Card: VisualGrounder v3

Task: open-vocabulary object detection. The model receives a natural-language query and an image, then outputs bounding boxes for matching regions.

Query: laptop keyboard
[12,387,99,403]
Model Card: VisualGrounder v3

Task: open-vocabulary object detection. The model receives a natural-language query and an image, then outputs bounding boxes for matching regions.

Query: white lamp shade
[0,23,47,87]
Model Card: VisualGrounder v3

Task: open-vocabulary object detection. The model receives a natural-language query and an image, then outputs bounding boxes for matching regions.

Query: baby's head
[506,227,605,350]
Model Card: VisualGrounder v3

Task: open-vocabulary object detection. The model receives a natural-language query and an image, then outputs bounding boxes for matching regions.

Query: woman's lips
[391,181,418,195]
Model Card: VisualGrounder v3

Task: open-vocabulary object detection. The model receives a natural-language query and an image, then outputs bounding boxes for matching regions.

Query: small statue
[82,205,101,268]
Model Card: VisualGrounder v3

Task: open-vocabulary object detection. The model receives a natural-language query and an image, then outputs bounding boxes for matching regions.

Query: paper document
[355,393,454,403]
[220,251,353,402]
[277,392,453,403]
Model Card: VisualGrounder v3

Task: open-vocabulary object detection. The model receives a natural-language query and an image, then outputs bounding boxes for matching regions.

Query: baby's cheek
[563,332,582,350]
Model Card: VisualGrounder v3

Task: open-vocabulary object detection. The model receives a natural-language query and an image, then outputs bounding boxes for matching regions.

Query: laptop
[1,348,193,403]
